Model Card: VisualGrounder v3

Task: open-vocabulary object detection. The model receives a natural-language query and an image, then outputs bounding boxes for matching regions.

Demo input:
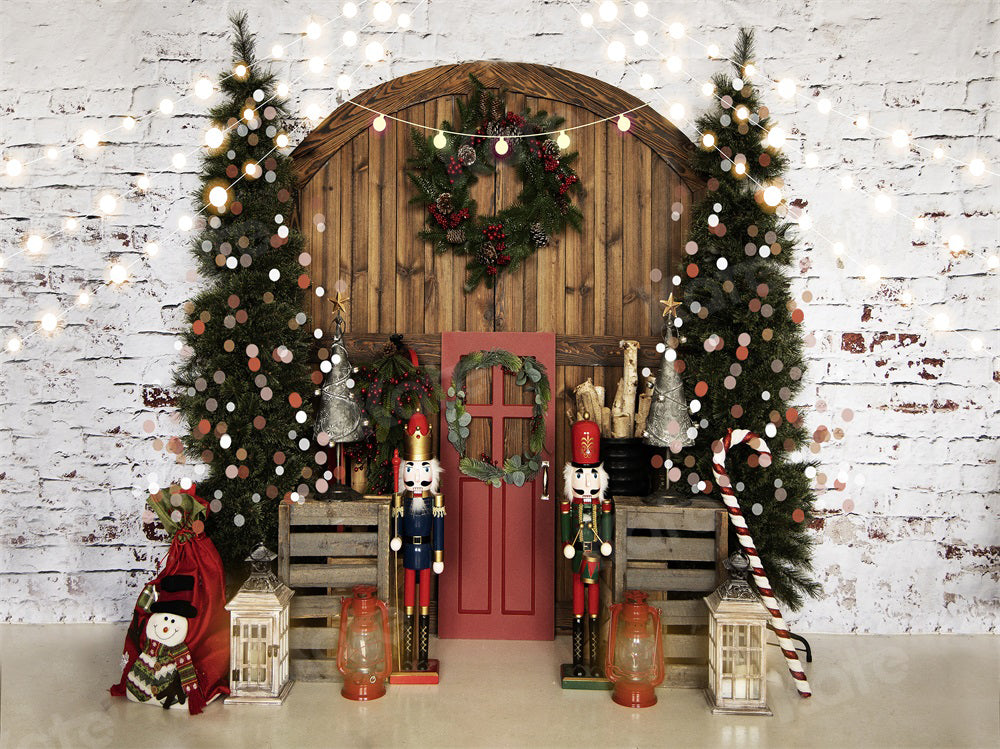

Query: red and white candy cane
[712,428,813,698]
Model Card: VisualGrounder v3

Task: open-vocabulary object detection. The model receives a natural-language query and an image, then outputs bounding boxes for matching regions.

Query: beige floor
[0,625,996,749]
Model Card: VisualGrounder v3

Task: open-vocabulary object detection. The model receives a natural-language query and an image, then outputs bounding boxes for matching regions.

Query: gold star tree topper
[329,290,350,319]
[660,293,681,320]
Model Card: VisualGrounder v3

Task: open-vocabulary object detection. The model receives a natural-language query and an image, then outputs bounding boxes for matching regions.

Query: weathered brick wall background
[1,0,997,631]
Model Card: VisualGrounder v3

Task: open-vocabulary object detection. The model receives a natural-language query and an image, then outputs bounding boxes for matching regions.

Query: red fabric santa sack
[110,486,230,714]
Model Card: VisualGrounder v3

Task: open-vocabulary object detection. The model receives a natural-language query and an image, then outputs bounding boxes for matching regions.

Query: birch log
[610,340,639,437]
[573,379,604,424]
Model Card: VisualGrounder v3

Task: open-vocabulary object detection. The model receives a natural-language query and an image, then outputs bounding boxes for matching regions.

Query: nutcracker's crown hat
[150,574,198,619]
[571,415,601,467]
[405,410,433,461]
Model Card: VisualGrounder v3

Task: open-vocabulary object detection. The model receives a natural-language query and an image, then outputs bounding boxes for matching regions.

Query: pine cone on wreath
[529,222,549,248]
[446,228,466,244]
[543,139,560,158]
[485,121,504,138]
[478,241,499,266]
[436,192,454,215]
[457,144,476,166]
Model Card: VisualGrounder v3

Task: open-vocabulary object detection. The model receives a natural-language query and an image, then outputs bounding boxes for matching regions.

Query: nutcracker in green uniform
[560,417,613,677]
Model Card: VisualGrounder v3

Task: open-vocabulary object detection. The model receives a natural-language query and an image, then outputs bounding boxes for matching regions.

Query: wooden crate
[278,497,390,682]
[612,495,728,688]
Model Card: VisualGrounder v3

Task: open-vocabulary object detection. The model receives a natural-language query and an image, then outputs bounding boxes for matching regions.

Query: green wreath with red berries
[406,75,584,292]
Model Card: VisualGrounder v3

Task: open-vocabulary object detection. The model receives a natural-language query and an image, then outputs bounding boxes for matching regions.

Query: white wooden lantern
[703,553,772,716]
[225,544,294,705]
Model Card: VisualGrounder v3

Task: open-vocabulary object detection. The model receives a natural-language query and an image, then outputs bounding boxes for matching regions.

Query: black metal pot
[602,437,655,497]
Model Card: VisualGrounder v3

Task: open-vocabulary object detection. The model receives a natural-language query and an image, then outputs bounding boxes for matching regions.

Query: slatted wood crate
[278,497,390,681]
[612,495,728,688]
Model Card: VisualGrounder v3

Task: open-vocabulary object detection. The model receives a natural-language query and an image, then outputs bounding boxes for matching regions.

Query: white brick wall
[1,0,997,631]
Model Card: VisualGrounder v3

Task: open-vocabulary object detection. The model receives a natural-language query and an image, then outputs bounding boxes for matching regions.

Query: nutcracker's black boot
[588,615,601,677]
[571,616,586,677]
[403,610,415,670]
[417,611,430,670]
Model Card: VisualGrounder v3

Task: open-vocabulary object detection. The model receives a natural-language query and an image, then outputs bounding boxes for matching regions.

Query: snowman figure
[126,574,200,710]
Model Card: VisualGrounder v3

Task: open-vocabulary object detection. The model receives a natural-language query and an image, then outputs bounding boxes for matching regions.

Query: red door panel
[438,332,556,640]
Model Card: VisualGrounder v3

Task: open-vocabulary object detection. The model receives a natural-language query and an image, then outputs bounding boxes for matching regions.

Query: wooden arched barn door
[293,61,705,636]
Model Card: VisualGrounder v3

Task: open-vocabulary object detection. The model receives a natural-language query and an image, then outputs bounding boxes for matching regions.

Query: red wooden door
[438,332,556,640]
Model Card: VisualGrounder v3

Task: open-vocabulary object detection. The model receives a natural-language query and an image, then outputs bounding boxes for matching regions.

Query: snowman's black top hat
[150,574,198,619]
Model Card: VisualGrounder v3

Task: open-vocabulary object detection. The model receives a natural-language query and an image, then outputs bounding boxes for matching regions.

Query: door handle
[540,461,550,501]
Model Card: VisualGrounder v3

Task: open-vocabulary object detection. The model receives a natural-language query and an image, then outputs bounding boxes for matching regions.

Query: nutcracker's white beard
[398,458,441,495]
[563,463,609,500]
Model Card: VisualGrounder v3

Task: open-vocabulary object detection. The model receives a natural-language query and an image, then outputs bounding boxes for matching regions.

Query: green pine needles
[677,29,820,609]
[174,13,314,571]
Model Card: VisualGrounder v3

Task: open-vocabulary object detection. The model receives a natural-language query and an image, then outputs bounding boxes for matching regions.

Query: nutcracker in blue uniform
[560,417,613,677]
[390,412,444,670]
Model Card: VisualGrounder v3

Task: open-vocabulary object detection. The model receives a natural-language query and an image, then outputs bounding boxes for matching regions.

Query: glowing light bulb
[617,115,631,132]
[26,234,44,254]
[43,147,57,161]
[373,1,392,22]
[277,81,290,97]
[580,12,594,27]
[6,337,21,352]
[178,215,193,231]
[172,152,186,169]
[82,129,100,149]
[78,290,90,305]
[145,242,159,256]
[701,81,715,97]
[159,98,174,115]
[817,98,832,114]
[743,64,756,78]
[398,13,411,27]
[271,44,284,58]
[634,2,648,17]
[777,78,796,99]
[762,186,782,207]
[832,242,845,256]
[343,2,358,17]
[6,159,23,176]
[309,56,324,73]
[971,337,984,351]
[208,186,229,208]
[969,158,986,176]
[798,212,812,230]
[706,43,720,58]
[122,116,136,130]
[337,74,352,90]
[864,264,880,284]
[933,312,950,330]
[242,107,255,122]
[136,175,150,191]
[598,1,618,22]
[365,41,385,61]
[766,126,786,148]
[913,217,926,231]
[109,263,129,284]
[899,289,913,305]
[735,105,749,120]
[634,30,648,46]
[557,131,570,149]
[234,64,248,79]
[701,132,715,148]
[64,217,79,231]
[668,22,685,38]
[433,130,447,149]
[932,147,944,159]
[988,255,1000,270]
[607,41,626,62]
[276,133,290,148]
[734,162,747,176]
[855,115,869,130]
[99,194,118,214]
[495,138,509,156]
[205,126,224,148]
[305,104,322,121]
[41,312,58,332]
[306,21,322,39]
[343,30,357,46]
[373,115,387,132]
[245,162,259,177]
[947,234,965,252]
[840,174,853,190]
[666,55,682,73]
[194,77,213,99]
[639,73,654,90]
[874,194,892,213]
[805,152,819,168]
[891,129,909,148]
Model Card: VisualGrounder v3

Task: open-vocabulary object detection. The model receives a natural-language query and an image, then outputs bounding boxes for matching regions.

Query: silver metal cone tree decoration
[644,294,695,449]
[315,317,366,444]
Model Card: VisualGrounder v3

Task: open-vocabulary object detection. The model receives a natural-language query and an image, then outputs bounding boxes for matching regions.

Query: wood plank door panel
[439,332,556,640]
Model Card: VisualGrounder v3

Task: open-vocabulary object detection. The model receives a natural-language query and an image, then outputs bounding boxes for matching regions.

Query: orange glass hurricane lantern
[605,590,665,707]
[337,585,392,701]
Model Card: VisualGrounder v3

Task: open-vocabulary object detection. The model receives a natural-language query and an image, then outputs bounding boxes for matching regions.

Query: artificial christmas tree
[174,13,314,571]
[675,29,819,609]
